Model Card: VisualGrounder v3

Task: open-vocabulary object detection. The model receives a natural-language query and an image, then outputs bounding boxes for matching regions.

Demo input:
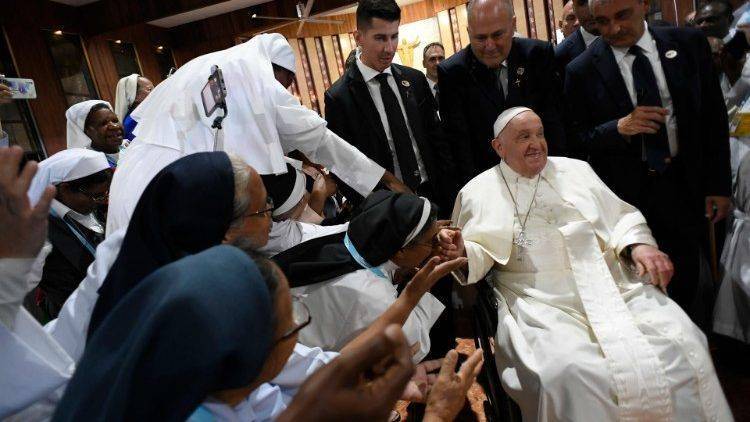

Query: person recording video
[0,80,12,147]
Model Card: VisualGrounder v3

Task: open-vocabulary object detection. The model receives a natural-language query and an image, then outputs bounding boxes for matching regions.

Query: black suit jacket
[437,38,566,184]
[554,29,587,81]
[39,215,97,317]
[563,27,731,208]
[324,62,457,212]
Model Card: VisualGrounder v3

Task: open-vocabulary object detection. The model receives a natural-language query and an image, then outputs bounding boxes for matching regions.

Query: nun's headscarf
[274,190,432,287]
[267,33,296,73]
[128,33,299,175]
[114,74,139,123]
[65,100,113,149]
[53,245,274,422]
[27,148,109,206]
[261,158,306,217]
[87,151,235,337]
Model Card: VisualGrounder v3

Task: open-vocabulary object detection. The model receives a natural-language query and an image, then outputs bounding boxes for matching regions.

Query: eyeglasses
[276,295,312,343]
[76,186,109,203]
[248,196,275,218]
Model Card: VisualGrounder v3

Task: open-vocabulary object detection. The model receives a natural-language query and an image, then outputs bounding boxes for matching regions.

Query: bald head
[467,0,516,68]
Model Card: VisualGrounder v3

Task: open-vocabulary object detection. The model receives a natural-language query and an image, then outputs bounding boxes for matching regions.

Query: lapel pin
[517,67,525,75]
[514,79,522,87]
[401,80,410,87]
[665,50,677,59]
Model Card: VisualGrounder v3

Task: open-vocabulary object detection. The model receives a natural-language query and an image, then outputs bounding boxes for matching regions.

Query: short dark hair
[422,42,445,59]
[65,168,112,191]
[84,103,113,129]
[356,0,401,30]
[573,0,589,7]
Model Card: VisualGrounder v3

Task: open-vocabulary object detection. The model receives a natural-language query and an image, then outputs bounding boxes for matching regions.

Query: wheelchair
[472,279,523,422]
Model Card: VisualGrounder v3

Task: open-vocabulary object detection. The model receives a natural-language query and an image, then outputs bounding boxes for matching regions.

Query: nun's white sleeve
[0,254,74,419]
[272,86,385,197]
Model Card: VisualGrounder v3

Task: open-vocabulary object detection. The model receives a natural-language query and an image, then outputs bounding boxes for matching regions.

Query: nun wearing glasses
[25,149,111,321]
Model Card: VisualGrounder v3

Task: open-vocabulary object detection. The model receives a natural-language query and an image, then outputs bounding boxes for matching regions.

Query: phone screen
[201,78,219,117]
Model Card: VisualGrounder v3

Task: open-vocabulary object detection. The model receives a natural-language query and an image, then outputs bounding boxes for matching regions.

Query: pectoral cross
[514,230,533,249]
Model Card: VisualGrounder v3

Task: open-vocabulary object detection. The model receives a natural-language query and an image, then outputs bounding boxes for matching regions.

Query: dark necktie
[374,73,421,189]
[433,84,440,107]
[494,66,506,101]
[629,45,671,173]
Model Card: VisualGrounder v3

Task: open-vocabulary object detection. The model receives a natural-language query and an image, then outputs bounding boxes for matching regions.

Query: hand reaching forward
[277,324,415,422]
[630,244,673,293]
[0,146,55,258]
[424,349,484,422]
[436,227,465,261]
[402,256,468,303]
[401,358,443,403]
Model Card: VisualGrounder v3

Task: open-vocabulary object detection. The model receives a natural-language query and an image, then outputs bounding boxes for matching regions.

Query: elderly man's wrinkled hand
[617,106,667,136]
[437,227,465,260]
[631,244,673,293]
[0,146,55,258]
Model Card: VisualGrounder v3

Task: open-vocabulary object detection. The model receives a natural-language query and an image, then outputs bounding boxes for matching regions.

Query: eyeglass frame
[275,294,312,344]
[248,196,275,218]
[75,185,109,203]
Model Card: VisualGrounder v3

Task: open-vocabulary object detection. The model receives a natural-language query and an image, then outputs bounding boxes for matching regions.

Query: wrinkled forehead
[500,111,543,138]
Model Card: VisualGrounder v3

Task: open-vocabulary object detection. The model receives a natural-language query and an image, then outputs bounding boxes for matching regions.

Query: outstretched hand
[401,358,443,403]
[424,349,484,422]
[277,324,414,422]
[0,146,55,258]
[402,256,468,302]
[437,227,465,261]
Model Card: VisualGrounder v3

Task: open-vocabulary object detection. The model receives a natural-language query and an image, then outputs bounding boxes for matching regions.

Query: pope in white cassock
[438,107,732,421]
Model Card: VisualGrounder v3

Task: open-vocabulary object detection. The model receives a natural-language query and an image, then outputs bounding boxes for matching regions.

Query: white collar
[378,260,399,280]
[611,22,655,64]
[499,160,542,184]
[356,56,392,83]
[50,199,104,234]
[580,27,599,47]
[427,77,437,89]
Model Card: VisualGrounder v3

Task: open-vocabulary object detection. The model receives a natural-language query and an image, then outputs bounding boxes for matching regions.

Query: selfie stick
[210,65,227,130]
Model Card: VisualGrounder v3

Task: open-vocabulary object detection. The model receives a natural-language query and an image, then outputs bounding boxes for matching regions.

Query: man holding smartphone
[0,80,12,147]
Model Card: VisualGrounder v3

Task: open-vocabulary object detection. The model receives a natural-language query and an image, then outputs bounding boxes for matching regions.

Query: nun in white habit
[114,74,153,142]
[107,33,402,235]
[65,100,124,167]
[258,158,348,257]
[443,107,731,421]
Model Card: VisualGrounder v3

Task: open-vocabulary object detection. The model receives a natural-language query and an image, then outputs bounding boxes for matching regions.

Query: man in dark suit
[324,0,457,213]
[555,0,601,79]
[438,0,566,185]
[564,0,732,326]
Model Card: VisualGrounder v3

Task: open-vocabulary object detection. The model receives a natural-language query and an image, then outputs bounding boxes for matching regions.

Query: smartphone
[0,77,37,99]
[201,65,227,117]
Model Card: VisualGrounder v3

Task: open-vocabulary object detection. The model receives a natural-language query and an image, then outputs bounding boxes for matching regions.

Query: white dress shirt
[580,27,599,48]
[356,57,428,184]
[427,77,438,99]
[611,23,679,156]
[50,199,104,235]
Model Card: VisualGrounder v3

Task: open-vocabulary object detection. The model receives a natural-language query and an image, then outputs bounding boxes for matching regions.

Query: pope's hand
[630,244,673,293]
[437,228,465,260]
[0,146,55,258]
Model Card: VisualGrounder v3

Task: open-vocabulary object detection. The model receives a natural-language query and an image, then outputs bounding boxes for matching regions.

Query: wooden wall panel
[437,10,456,57]
[338,32,354,66]
[304,37,327,116]
[1,0,83,154]
[322,36,341,82]
[513,0,530,37]
[456,4,470,49]
[532,0,549,40]
[289,40,313,110]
